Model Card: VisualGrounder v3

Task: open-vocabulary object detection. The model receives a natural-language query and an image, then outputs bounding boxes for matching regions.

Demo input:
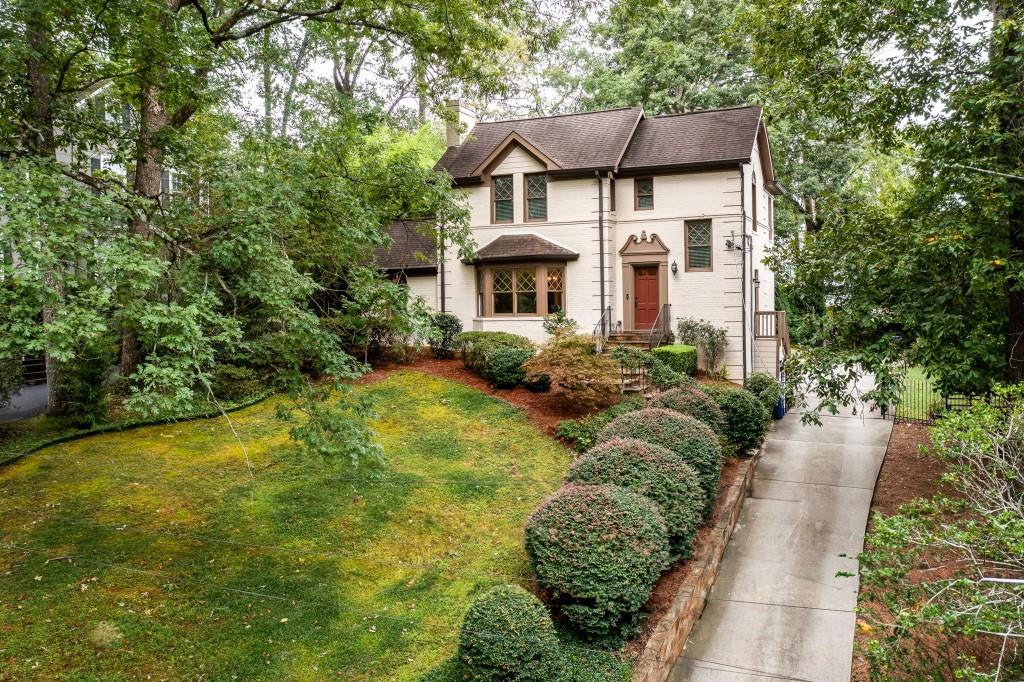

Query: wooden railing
[755,311,789,350]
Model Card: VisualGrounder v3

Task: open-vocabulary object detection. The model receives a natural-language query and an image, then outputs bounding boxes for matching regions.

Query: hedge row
[454,331,535,389]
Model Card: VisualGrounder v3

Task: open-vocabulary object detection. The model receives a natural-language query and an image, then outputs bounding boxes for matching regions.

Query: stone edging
[631,444,762,682]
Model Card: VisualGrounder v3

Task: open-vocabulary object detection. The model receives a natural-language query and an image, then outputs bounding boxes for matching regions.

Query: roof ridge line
[649,104,762,119]
[477,106,642,125]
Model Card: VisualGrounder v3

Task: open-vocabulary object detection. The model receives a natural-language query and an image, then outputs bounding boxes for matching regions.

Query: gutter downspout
[439,223,446,313]
[596,171,606,333]
[739,163,748,385]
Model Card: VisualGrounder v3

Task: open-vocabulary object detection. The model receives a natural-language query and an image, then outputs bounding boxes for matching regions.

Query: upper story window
[685,219,712,271]
[493,175,514,223]
[525,173,547,221]
[635,178,654,210]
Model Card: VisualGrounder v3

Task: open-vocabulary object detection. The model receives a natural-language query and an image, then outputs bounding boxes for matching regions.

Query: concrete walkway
[670,407,893,682]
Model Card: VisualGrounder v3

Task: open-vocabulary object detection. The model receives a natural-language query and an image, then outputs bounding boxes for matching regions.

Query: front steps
[605,331,652,350]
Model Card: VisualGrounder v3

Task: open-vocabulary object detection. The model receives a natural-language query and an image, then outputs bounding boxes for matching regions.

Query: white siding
[438,137,779,382]
[406,274,437,309]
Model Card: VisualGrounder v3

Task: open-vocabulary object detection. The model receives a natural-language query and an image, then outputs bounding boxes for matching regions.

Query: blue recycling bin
[772,393,786,420]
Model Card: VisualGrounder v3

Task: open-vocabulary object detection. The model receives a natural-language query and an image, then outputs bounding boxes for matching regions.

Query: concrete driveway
[670,406,893,681]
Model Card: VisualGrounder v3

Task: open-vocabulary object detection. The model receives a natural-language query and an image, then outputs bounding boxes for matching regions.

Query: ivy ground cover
[0,371,570,680]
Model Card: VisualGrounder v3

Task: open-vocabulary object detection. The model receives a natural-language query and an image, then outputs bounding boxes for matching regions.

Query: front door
[634,266,659,329]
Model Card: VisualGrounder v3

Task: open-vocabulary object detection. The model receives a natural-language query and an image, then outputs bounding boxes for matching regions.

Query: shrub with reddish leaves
[568,438,705,559]
[524,484,669,642]
[595,408,722,517]
[649,387,727,436]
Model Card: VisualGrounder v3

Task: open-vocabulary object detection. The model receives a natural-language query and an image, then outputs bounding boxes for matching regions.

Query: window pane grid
[636,178,654,209]
[494,177,513,200]
[687,220,712,270]
[488,267,560,315]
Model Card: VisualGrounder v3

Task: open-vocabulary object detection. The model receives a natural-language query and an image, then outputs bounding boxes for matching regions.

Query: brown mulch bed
[851,423,1013,681]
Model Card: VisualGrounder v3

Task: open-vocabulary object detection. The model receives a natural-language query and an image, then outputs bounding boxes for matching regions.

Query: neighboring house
[395,102,789,382]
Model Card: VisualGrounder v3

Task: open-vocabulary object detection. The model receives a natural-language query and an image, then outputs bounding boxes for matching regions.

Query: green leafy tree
[746,0,1024,404]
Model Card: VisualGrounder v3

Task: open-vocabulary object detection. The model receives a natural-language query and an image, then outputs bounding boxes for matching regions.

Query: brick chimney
[445,100,477,147]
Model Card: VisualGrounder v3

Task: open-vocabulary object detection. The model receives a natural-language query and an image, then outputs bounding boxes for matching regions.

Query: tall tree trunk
[262,28,273,138]
[991,1,1024,382]
[26,9,66,415]
[120,79,166,379]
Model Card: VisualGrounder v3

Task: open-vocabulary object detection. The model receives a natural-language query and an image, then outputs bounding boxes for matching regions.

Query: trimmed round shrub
[429,312,463,359]
[649,387,727,435]
[458,584,562,681]
[746,372,782,413]
[456,331,533,373]
[568,438,705,558]
[483,346,533,388]
[595,408,722,517]
[525,484,669,641]
[701,384,770,455]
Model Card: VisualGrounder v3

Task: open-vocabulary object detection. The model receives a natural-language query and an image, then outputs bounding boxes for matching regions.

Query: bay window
[479,264,566,316]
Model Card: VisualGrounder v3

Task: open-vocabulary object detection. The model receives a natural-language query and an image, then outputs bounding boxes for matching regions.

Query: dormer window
[525,173,547,221]
[493,175,514,223]
[635,178,654,210]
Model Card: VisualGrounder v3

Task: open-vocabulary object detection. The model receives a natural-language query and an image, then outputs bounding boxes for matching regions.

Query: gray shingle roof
[436,107,643,181]
[464,234,580,264]
[374,220,437,273]
[436,105,765,181]
[619,106,763,170]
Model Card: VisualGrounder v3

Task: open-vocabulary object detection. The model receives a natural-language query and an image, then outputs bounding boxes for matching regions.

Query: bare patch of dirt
[361,352,593,436]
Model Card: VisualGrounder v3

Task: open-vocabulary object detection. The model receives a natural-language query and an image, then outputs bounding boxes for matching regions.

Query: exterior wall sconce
[671,260,678,274]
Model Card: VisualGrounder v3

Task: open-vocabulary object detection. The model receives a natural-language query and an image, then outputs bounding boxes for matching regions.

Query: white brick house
[380,104,789,382]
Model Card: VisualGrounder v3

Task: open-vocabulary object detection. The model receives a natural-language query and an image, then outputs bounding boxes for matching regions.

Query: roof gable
[471,132,562,177]
[437,107,643,181]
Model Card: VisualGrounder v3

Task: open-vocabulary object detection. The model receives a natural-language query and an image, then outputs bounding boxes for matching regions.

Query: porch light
[671,260,678,274]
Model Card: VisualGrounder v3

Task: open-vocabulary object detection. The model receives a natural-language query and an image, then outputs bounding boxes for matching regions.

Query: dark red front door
[634,266,659,329]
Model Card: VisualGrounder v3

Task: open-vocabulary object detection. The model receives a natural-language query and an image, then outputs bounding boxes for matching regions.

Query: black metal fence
[895,375,982,425]
[20,356,46,386]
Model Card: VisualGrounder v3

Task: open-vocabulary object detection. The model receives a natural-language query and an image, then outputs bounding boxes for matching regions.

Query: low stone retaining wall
[632,447,760,682]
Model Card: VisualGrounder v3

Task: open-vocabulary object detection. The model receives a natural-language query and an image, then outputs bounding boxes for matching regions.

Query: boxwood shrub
[651,344,698,376]
[525,484,669,641]
[483,346,534,388]
[745,372,782,413]
[701,384,770,455]
[595,408,722,517]
[458,584,562,682]
[554,397,644,451]
[429,312,463,359]
[649,387,727,435]
[455,331,534,374]
[568,438,705,558]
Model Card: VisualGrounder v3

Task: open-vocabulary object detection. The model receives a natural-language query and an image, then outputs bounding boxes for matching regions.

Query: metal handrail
[648,303,671,349]
[592,306,612,353]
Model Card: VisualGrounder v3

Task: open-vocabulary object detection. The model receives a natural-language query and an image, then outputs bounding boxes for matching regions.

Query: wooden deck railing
[755,311,790,351]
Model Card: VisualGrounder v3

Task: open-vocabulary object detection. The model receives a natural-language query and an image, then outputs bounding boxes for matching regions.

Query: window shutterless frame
[479,263,566,317]
[685,219,713,272]
[524,173,547,222]
[634,177,654,210]
[492,175,514,224]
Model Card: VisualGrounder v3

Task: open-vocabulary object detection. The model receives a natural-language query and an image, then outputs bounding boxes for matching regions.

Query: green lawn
[0,371,573,680]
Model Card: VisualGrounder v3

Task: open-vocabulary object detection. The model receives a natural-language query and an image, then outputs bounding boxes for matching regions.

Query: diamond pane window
[546,267,564,312]
[526,174,547,220]
[516,269,537,314]
[493,176,514,223]
[492,268,514,313]
[686,220,712,270]
[636,178,654,209]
